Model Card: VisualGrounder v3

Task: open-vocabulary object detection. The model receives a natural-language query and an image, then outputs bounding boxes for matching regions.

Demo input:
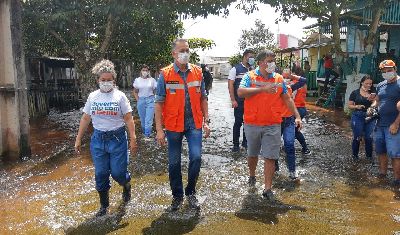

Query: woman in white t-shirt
[74,59,137,217]
[133,64,157,138]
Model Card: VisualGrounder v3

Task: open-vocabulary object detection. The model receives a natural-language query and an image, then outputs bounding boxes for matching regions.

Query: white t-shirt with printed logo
[133,77,157,97]
[83,89,132,131]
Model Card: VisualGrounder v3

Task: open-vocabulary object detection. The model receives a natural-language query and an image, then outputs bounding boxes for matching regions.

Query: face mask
[382,71,396,80]
[99,81,114,92]
[177,52,190,64]
[283,78,291,83]
[248,57,255,66]
[141,71,149,77]
[266,62,276,73]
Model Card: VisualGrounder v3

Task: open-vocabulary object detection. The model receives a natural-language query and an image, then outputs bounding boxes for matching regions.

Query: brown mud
[0,80,399,234]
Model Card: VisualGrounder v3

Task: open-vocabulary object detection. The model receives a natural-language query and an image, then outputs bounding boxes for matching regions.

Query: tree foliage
[238,0,390,54]
[228,53,242,66]
[238,19,275,52]
[364,0,390,53]
[237,0,357,52]
[188,38,215,64]
[229,18,276,67]
[22,0,235,97]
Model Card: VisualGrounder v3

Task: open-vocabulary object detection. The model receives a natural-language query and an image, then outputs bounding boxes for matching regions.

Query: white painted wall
[288,35,299,48]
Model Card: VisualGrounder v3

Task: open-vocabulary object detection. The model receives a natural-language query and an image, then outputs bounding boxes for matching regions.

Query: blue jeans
[375,125,400,158]
[351,111,375,159]
[166,128,202,198]
[137,95,155,137]
[281,116,296,173]
[295,107,309,151]
[90,127,131,192]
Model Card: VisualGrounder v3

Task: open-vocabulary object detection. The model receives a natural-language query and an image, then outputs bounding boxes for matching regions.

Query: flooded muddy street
[1,80,399,234]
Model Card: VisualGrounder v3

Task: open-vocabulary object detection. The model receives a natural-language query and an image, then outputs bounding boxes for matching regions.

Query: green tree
[22,0,236,98]
[228,53,242,66]
[238,19,275,53]
[229,18,275,68]
[188,38,215,64]
[239,0,390,54]
[238,0,357,53]
[364,0,390,53]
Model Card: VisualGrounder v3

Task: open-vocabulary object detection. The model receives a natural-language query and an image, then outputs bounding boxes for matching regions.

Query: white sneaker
[289,171,297,179]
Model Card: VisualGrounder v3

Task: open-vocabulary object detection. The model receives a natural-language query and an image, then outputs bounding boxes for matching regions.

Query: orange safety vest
[162,63,203,132]
[281,84,294,118]
[294,83,307,108]
[244,71,285,126]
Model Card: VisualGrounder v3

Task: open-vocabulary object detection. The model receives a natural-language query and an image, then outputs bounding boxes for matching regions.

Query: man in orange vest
[154,38,211,211]
[237,50,302,201]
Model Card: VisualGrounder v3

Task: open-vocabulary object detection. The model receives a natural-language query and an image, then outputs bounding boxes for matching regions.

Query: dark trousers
[295,107,309,151]
[233,103,247,148]
[324,68,339,91]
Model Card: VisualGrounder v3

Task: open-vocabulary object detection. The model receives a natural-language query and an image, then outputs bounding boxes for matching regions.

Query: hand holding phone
[368,93,376,101]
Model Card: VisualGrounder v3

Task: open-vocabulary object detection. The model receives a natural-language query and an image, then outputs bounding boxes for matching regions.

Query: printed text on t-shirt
[91,102,120,116]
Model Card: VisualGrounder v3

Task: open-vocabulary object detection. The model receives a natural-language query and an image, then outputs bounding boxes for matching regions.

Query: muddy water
[1,80,399,234]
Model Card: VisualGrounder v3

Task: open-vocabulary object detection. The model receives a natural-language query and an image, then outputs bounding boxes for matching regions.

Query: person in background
[74,59,137,217]
[369,60,400,189]
[201,64,213,95]
[293,73,311,156]
[133,64,157,139]
[323,54,339,92]
[237,50,302,201]
[291,62,295,72]
[303,61,311,74]
[348,75,376,162]
[154,38,211,211]
[280,68,307,181]
[228,49,255,152]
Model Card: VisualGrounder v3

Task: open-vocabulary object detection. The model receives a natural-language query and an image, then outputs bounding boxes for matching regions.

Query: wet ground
[1,80,400,234]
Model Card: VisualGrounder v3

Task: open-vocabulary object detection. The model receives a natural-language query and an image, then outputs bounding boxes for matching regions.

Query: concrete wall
[208,62,231,79]
[0,0,30,160]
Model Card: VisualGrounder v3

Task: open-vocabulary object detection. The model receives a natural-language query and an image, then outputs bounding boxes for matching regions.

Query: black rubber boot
[122,182,131,202]
[96,190,109,217]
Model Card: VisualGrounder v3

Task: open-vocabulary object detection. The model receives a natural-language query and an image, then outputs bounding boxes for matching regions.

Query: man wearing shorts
[238,50,302,201]
[370,60,400,188]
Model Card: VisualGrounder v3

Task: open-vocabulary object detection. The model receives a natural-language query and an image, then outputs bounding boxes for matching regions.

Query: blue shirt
[290,77,307,91]
[376,78,400,127]
[232,63,252,103]
[155,63,207,130]
[239,67,288,94]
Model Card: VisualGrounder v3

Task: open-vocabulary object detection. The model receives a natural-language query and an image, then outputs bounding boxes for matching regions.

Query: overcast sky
[182,1,317,58]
